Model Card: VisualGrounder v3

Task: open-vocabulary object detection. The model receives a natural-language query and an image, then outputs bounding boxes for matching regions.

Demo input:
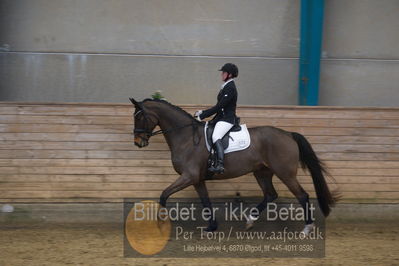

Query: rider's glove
[194,110,203,121]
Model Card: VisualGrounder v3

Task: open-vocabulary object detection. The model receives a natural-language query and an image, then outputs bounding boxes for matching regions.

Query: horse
[129,98,338,234]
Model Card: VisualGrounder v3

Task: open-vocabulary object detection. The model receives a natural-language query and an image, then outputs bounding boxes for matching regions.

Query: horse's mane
[142,98,203,125]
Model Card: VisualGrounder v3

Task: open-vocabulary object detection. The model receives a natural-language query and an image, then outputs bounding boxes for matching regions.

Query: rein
[135,121,197,137]
[133,109,201,145]
[149,122,197,137]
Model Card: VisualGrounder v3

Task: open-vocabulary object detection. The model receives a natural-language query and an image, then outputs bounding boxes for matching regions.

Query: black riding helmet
[219,63,238,78]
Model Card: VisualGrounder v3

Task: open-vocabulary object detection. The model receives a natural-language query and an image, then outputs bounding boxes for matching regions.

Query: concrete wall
[0,0,398,106]
[320,0,399,106]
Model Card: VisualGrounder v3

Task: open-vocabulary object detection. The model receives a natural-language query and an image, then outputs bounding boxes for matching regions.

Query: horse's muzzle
[134,136,149,148]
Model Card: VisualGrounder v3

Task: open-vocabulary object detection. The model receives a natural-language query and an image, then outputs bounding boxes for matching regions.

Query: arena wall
[0,102,398,203]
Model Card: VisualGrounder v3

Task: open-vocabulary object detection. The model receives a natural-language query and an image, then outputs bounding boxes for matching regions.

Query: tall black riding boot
[208,139,225,174]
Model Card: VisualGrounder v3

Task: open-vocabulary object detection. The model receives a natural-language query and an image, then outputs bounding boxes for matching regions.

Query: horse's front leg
[194,181,218,232]
[159,174,194,207]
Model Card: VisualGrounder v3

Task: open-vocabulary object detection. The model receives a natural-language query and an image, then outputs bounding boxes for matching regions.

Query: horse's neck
[155,106,200,153]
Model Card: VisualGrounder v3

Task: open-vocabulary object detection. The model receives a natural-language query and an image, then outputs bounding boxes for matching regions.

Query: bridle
[133,108,201,144]
[133,109,160,137]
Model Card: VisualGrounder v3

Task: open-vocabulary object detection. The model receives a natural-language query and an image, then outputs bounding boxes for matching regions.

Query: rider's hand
[194,110,203,121]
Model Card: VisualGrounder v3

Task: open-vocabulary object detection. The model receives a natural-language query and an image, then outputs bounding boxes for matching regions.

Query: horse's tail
[291,132,339,217]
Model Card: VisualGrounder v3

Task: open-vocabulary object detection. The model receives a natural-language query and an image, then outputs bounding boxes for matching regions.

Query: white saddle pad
[205,122,251,154]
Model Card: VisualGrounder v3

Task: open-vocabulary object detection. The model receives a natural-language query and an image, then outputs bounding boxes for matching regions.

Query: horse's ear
[129,97,140,108]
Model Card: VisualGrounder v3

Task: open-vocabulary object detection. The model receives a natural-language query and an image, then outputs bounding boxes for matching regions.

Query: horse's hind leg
[277,171,315,235]
[246,167,278,230]
[254,167,278,211]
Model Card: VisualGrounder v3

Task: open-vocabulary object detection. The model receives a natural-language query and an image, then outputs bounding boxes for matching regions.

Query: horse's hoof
[205,221,218,232]
[245,223,254,231]
[301,223,315,237]
[205,226,218,232]
[245,214,257,230]
[157,218,166,228]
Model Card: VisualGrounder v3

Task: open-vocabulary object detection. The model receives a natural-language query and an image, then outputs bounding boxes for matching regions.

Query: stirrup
[208,162,224,174]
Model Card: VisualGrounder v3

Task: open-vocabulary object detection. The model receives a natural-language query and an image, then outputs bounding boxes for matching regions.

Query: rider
[194,63,239,174]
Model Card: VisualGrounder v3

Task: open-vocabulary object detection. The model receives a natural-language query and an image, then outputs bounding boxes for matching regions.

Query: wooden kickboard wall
[0,102,398,203]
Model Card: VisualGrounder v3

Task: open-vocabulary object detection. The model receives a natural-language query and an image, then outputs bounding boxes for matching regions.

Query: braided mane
[142,98,203,125]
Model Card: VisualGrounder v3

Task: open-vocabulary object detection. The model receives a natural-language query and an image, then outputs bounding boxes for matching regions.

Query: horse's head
[129,97,159,148]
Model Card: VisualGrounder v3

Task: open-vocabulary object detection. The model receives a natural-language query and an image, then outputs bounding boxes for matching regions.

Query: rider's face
[221,71,230,82]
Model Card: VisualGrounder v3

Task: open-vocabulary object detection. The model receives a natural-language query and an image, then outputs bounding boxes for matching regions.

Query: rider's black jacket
[199,80,238,124]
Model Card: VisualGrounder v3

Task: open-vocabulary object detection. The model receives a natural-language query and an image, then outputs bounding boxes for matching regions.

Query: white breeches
[212,121,234,143]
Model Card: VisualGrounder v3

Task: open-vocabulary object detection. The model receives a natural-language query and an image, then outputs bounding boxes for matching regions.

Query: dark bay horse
[130,98,338,234]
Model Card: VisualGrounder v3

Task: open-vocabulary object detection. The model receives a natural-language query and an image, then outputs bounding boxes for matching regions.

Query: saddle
[204,119,251,155]
[205,120,241,151]
[204,119,251,178]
